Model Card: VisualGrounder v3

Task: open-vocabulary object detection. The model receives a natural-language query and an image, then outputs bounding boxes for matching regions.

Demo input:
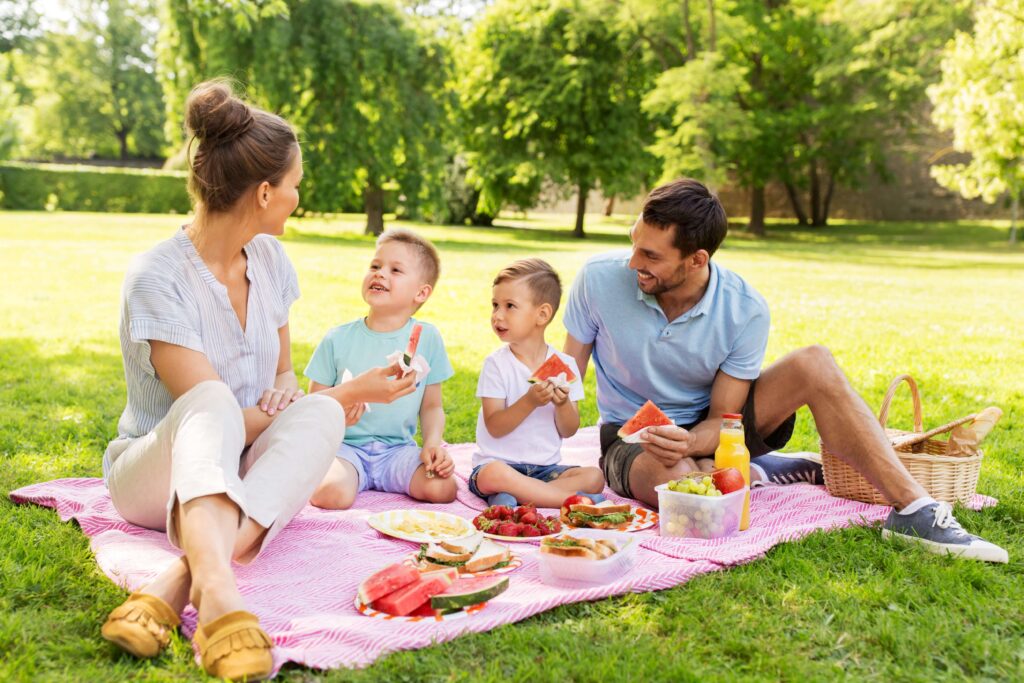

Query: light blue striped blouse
[103,228,300,477]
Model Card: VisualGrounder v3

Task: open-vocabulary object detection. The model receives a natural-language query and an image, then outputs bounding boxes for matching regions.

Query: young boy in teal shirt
[305,228,456,509]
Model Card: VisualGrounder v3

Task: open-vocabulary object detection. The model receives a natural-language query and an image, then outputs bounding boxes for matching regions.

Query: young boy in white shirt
[468,258,605,508]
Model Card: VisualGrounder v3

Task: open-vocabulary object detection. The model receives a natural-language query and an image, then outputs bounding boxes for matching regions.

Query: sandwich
[416,533,511,573]
[562,500,634,529]
[539,535,618,560]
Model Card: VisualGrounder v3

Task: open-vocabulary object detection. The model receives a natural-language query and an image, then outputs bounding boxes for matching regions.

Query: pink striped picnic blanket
[10,426,996,674]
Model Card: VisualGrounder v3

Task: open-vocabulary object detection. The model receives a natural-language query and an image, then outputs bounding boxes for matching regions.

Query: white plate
[366,510,475,543]
[482,529,560,543]
[562,506,659,533]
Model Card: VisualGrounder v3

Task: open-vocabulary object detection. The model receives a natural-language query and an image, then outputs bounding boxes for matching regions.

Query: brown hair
[641,178,728,257]
[376,228,441,288]
[185,80,298,213]
[493,258,562,314]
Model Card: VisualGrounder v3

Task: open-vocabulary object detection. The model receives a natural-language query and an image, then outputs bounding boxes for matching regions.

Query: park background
[1,1,1022,681]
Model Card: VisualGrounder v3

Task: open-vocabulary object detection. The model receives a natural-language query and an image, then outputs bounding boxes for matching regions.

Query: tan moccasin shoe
[101,592,180,658]
[193,610,274,681]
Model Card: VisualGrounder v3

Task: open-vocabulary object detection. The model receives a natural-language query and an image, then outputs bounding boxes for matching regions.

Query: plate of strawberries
[472,504,562,542]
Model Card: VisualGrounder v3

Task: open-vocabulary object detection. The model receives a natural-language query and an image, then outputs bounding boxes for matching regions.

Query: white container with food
[537,528,636,586]
[655,484,747,539]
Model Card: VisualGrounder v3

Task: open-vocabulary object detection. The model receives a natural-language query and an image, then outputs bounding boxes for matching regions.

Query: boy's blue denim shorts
[468,461,576,499]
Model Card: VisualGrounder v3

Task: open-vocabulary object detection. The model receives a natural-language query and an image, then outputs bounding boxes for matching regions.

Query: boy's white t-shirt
[473,344,585,468]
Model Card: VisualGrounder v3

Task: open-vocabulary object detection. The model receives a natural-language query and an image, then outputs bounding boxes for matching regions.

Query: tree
[25,0,166,160]
[929,0,1024,244]
[458,0,655,237]
[161,0,450,234]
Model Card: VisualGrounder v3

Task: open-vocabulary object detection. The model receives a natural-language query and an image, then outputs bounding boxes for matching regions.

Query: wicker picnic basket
[820,374,983,506]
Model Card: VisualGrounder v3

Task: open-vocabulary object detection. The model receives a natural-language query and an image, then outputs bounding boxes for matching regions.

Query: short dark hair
[493,258,562,314]
[641,178,728,257]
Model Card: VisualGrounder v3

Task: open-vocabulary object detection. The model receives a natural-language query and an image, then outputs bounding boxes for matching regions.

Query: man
[563,178,1007,563]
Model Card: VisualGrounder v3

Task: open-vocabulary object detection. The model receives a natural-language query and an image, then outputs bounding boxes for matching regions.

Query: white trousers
[106,380,344,556]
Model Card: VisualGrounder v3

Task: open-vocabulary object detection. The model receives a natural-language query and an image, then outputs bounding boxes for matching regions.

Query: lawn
[1,210,1021,681]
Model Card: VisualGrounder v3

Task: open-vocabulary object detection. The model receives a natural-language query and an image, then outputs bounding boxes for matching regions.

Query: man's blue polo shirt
[563,251,770,426]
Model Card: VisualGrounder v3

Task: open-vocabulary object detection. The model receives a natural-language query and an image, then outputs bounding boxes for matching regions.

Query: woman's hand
[346,363,417,404]
[258,386,304,416]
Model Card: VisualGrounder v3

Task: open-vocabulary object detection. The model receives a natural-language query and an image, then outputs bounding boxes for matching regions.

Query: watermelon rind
[430,576,509,611]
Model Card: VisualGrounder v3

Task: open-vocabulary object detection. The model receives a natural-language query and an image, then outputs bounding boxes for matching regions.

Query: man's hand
[258,387,304,416]
[420,445,454,479]
[526,380,555,407]
[640,425,693,467]
[550,384,570,406]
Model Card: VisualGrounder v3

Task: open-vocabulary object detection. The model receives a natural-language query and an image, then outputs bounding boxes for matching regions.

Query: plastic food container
[655,484,748,539]
[537,528,636,586]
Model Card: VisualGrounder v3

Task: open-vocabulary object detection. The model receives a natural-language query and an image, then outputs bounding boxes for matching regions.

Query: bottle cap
[722,413,742,419]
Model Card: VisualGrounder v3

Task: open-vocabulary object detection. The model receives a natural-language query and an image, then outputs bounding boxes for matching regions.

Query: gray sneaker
[751,452,824,486]
[882,502,1008,563]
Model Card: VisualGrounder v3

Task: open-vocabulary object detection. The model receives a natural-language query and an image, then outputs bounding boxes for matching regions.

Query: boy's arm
[552,388,580,438]
[419,382,445,448]
[481,382,555,438]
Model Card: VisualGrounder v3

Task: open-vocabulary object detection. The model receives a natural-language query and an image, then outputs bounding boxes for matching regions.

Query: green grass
[1,210,1022,681]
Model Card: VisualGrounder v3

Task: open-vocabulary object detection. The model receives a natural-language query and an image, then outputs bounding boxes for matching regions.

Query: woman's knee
[176,380,243,430]
[292,394,346,444]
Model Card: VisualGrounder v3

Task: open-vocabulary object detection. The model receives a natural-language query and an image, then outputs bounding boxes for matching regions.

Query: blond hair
[376,228,441,288]
[493,258,562,313]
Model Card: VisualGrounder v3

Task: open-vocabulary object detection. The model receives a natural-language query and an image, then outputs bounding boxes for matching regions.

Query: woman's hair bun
[185,80,255,146]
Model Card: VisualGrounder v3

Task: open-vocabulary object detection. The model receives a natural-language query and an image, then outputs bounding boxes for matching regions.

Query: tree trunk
[116,128,129,160]
[809,160,824,227]
[574,182,588,238]
[748,185,766,236]
[604,195,615,217]
[364,184,385,236]
[707,0,717,51]
[784,182,809,225]
[820,172,835,227]
[682,0,696,58]
[1011,192,1019,245]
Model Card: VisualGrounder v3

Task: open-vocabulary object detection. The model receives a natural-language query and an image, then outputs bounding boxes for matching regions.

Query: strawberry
[492,505,514,521]
[495,522,520,537]
[514,505,535,521]
[473,514,495,532]
[518,510,539,526]
[520,524,542,537]
[481,506,502,520]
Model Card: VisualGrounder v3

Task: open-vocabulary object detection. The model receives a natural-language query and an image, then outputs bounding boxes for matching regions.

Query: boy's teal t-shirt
[304,317,453,446]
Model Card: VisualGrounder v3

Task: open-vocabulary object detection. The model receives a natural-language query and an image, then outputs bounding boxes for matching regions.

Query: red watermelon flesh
[528,354,577,384]
[371,572,454,616]
[357,563,420,605]
[617,400,673,438]
[403,323,424,364]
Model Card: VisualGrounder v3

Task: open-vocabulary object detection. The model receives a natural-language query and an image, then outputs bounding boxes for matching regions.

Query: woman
[98,81,415,681]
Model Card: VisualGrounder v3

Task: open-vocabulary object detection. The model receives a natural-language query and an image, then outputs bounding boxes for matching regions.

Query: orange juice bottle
[714,413,750,531]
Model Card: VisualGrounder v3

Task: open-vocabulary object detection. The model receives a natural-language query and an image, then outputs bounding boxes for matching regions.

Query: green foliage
[458,0,656,236]
[929,0,1024,243]
[0,162,190,212]
[23,0,167,160]
[159,0,450,231]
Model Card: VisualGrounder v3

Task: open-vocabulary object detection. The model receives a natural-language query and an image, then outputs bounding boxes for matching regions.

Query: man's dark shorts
[598,379,796,499]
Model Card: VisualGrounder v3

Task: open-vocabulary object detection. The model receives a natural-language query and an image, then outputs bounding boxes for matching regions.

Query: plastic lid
[721,413,742,419]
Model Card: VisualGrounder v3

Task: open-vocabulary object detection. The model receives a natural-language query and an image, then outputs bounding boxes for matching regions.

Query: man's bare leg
[751,345,926,509]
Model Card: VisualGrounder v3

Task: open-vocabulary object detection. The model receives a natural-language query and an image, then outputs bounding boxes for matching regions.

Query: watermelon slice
[371,570,455,616]
[409,602,464,618]
[528,354,577,384]
[357,563,419,605]
[430,575,509,612]
[403,323,424,365]
[617,400,673,440]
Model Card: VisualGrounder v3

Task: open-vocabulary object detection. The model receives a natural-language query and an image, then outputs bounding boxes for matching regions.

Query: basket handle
[877,374,923,432]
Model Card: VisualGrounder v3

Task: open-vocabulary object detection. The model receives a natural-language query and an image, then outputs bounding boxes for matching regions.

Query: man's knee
[788,345,847,389]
